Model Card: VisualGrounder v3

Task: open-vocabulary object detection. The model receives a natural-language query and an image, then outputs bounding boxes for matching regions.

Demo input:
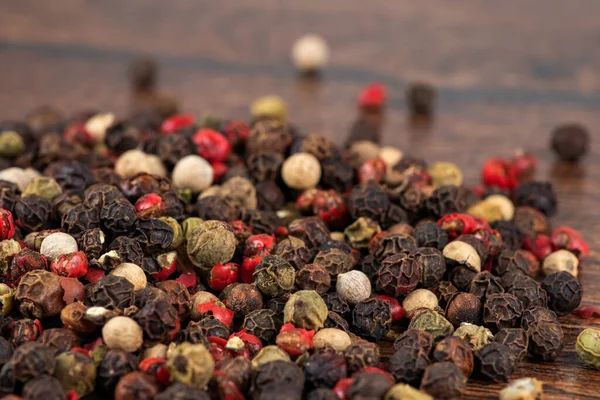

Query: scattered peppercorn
[494,328,529,360]
[476,342,517,382]
[551,123,590,162]
[420,361,466,399]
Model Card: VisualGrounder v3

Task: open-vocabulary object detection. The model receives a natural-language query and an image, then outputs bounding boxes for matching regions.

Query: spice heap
[0,76,591,400]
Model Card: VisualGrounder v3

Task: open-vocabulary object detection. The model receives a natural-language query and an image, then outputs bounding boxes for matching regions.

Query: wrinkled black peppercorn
[376,253,420,296]
[514,181,557,216]
[475,342,516,383]
[389,345,430,386]
[352,298,392,341]
[494,328,529,360]
[542,271,583,316]
[243,309,282,345]
[414,221,448,250]
[97,349,138,394]
[482,293,523,332]
[469,271,504,303]
[302,352,347,390]
[501,272,547,309]
[420,361,467,399]
[348,181,389,222]
[85,275,134,310]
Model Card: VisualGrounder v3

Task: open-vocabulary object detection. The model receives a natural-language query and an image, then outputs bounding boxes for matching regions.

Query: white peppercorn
[85,112,116,144]
[143,344,168,360]
[110,263,147,291]
[499,377,543,400]
[313,328,351,352]
[336,270,371,305]
[114,150,158,178]
[191,291,219,321]
[291,34,330,73]
[543,250,578,277]
[349,140,380,163]
[281,153,321,190]
[485,195,515,220]
[40,232,78,261]
[443,241,481,272]
[402,289,439,318]
[102,316,143,352]
[172,155,214,193]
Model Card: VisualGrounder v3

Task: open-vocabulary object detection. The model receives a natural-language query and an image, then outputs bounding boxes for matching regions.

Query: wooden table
[1,1,599,398]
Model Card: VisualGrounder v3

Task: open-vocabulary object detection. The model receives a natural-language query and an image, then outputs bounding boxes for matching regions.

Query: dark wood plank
[1,1,600,398]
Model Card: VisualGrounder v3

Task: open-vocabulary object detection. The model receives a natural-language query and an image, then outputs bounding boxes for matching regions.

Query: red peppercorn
[511,150,537,182]
[64,121,93,146]
[333,377,353,400]
[312,190,348,229]
[209,263,240,292]
[276,323,314,356]
[241,256,262,284]
[51,251,88,278]
[244,234,275,257]
[374,295,404,322]
[437,213,482,239]
[66,391,79,400]
[296,189,319,211]
[58,277,85,304]
[481,158,518,190]
[223,120,250,144]
[229,329,263,356]
[471,185,485,198]
[551,226,589,261]
[152,252,178,281]
[357,83,386,109]
[573,305,600,319]
[175,268,198,289]
[71,347,91,358]
[357,159,387,184]
[197,299,234,326]
[85,267,105,284]
[139,358,171,386]
[523,234,553,261]
[134,193,165,218]
[192,128,232,163]
[211,161,229,183]
[0,208,15,241]
[161,114,194,135]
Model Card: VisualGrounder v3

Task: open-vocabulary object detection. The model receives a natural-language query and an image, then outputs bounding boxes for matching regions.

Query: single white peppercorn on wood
[110,263,147,291]
[40,232,78,261]
[312,328,351,352]
[336,270,371,305]
[102,316,143,352]
[172,155,214,193]
[281,153,321,190]
[292,34,330,72]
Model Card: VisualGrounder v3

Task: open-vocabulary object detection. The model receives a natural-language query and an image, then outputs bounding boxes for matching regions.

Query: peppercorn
[343,217,380,249]
[296,264,331,295]
[195,195,239,223]
[302,351,347,390]
[348,371,394,400]
[445,293,481,328]
[53,351,96,397]
[499,377,544,400]
[469,271,504,303]
[324,311,350,332]
[575,328,600,369]
[9,319,40,347]
[453,323,493,351]
[352,298,392,341]
[492,328,528,360]
[0,183,18,214]
[11,342,55,382]
[333,270,369,305]
[447,266,475,291]
[393,329,434,353]
[443,241,481,273]
[521,307,563,360]
[113,371,161,400]
[432,336,474,377]
[154,383,210,400]
[369,232,416,262]
[408,309,454,342]
[388,345,430,386]
[428,162,462,187]
[0,362,15,396]
[21,177,62,203]
[14,195,52,232]
[156,280,191,318]
[406,82,436,116]
[21,375,65,400]
[224,283,263,318]
[60,203,100,234]
[253,255,296,297]
[97,349,138,394]
[482,293,523,332]
[242,309,282,345]
[385,383,433,400]
[0,239,20,273]
[86,275,134,310]
[501,272,547,309]
[166,342,215,389]
[187,220,236,267]
[376,252,420,296]
[543,249,579,277]
[77,228,106,260]
[0,130,25,158]
[323,292,351,318]
[432,281,459,308]
[409,247,445,288]
[402,289,439,318]
[313,248,352,280]
[414,221,448,250]
[348,181,389,223]
[313,328,351,352]
[357,254,379,282]
[542,271,582,315]
[493,249,532,277]
[550,123,590,162]
[102,316,143,352]
[219,176,258,210]
[513,181,557,216]
[344,342,380,373]
[475,342,516,383]
[420,361,466,399]
[38,328,80,356]
[306,388,338,400]
[15,269,65,319]
[252,359,304,399]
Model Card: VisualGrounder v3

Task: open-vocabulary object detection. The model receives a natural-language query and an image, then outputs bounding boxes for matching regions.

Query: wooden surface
[1,1,600,398]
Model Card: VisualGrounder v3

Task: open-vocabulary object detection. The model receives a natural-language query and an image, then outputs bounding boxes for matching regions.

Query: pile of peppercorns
[0,66,592,400]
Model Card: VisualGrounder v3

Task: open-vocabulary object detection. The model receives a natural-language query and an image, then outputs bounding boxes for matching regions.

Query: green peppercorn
[283,290,328,330]
[251,345,291,369]
[344,217,381,249]
[159,216,184,249]
[576,328,600,369]
[254,255,296,297]
[22,177,62,202]
[187,220,237,267]
[0,283,14,316]
[167,342,215,388]
[54,351,97,397]
[408,309,454,342]
[0,131,25,157]
[182,217,204,241]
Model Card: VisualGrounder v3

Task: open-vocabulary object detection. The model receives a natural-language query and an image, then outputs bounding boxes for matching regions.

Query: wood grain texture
[1,1,600,398]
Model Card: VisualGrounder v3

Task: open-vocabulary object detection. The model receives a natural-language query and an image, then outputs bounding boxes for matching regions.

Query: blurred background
[0,1,598,169]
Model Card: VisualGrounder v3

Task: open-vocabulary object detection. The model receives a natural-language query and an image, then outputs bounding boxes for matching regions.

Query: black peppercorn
[483,293,523,332]
[0,338,12,365]
[306,388,338,400]
[131,218,174,252]
[445,293,481,327]
[108,236,144,266]
[11,318,41,348]
[38,328,80,356]
[157,134,193,168]
[120,173,171,202]
[0,181,18,213]
[432,336,474,377]
[347,371,393,400]
[358,254,380,282]
[469,271,504,303]
[514,181,557,216]
[348,181,389,222]
[323,293,351,319]
[320,156,354,193]
[246,150,284,182]
[296,264,331,295]
[243,309,282,345]
[221,357,252,392]
[433,281,459,308]
[60,202,100,234]
[246,119,294,155]
[542,271,582,316]
[77,228,106,260]
[11,342,55,382]
[288,216,330,249]
[344,342,380,373]
[501,272,547,309]
[314,248,353,280]
[255,181,286,212]
[274,236,312,269]
[551,123,590,162]
[195,196,240,222]
[114,371,161,400]
[251,360,304,398]
[448,265,477,291]
[196,317,231,340]
[21,375,65,400]
[134,299,178,344]
[376,253,420,296]
[491,220,523,250]
[0,363,16,396]
[83,183,123,211]
[266,295,289,316]
[50,161,95,191]
[324,311,350,332]
[369,232,416,262]
[494,249,531,277]
[393,329,434,353]
[414,221,448,250]
[352,298,392,341]
[226,283,264,318]
[389,345,430,386]
[494,328,529,360]
[521,306,563,360]
[302,352,347,390]
[97,349,138,394]
[86,275,134,310]
[420,361,467,399]
[154,383,210,400]
[135,286,169,309]
[174,322,210,347]
[425,185,467,220]
[406,82,436,116]
[14,195,52,232]
[156,280,191,319]
[475,342,517,383]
